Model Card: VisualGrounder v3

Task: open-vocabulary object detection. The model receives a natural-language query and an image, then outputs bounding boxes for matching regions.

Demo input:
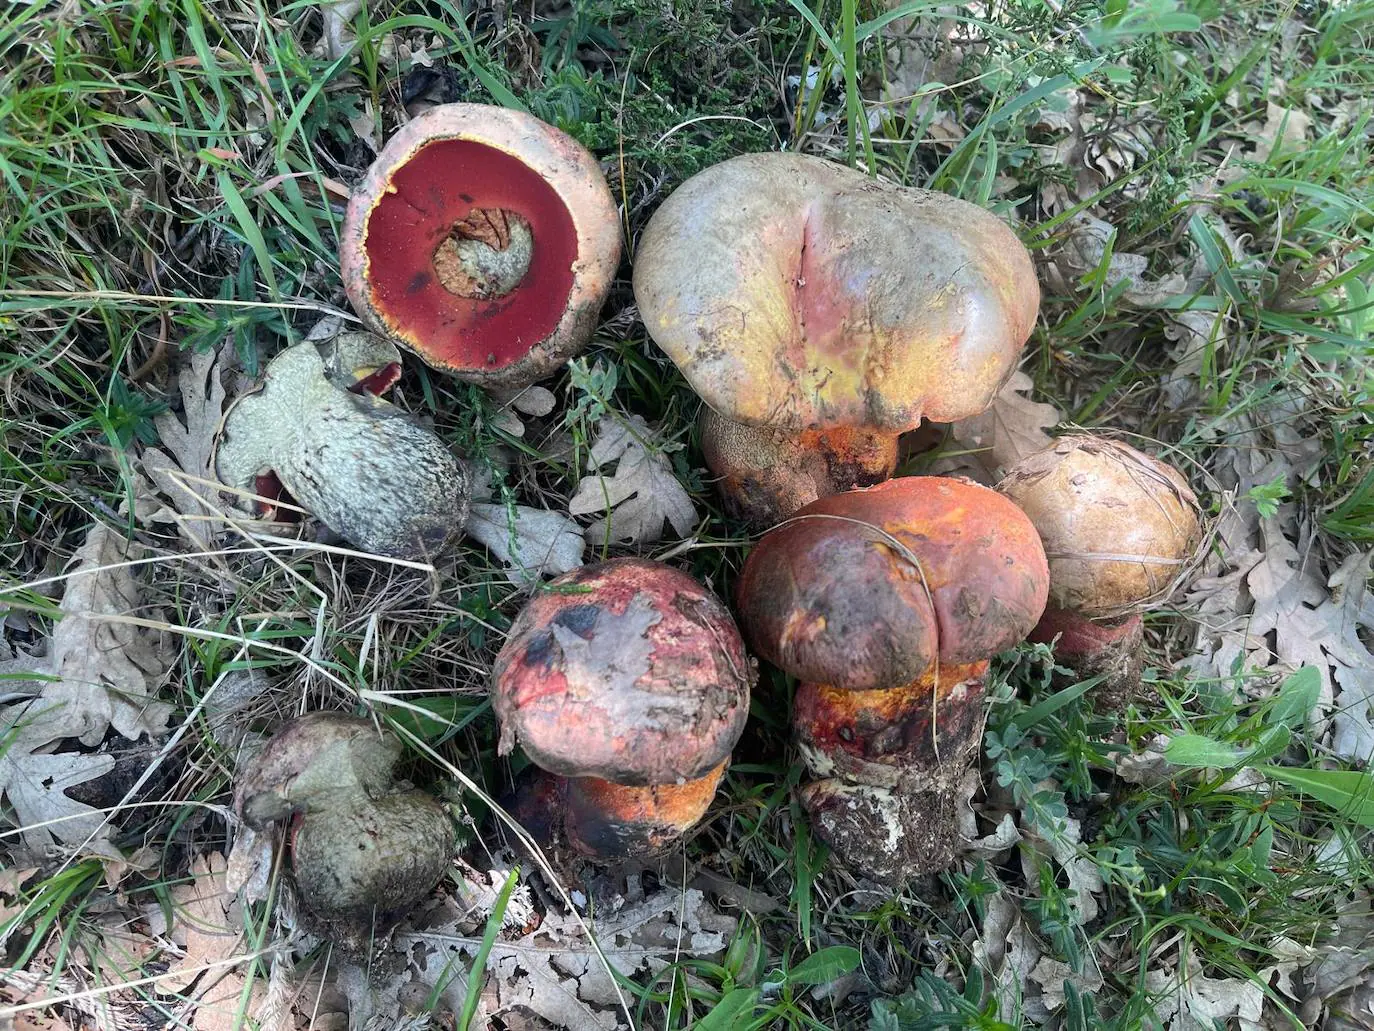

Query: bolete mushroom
[214,338,469,560]
[235,712,454,952]
[734,477,1049,882]
[633,152,1040,525]
[997,435,1201,706]
[340,104,622,390]
[492,558,754,858]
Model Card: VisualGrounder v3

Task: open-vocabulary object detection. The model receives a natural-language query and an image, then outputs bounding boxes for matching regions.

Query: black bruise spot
[553,604,600,639]
[522,629,558,673]
[406,270,431,294]
[459,193,475,203]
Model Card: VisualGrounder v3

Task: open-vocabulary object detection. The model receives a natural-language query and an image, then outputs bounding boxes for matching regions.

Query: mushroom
[235,712,454,952]
[734,477,1049,882]
[214,338,469,560]
[491,558,754,858]
[997,434,1201,707]
[340,104,622,390]
[633,152,1040,525]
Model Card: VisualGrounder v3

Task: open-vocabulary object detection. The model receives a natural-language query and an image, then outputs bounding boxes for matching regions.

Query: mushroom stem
[1028,607,1145,711]
[701,410,898,525]
[505,762,729,859]
[792,665,986,882]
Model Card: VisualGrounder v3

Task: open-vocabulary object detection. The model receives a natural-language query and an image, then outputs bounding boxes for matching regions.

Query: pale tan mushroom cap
[632,152,1040,433]
[997,435,1201,618]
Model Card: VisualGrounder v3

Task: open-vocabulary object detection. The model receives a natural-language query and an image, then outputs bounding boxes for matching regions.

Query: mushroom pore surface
[735,477,1050,692]
[491,557,753,787]
[341,105,621,388]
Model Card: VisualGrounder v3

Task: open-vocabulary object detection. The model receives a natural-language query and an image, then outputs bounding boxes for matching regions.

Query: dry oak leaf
[949,370,1061,479]
[160,851,262,1010]
[569,415,697,545]
[1,523,171,852]
[402,885,735,1031]
[142,343,232,549]
[465,503,585,580]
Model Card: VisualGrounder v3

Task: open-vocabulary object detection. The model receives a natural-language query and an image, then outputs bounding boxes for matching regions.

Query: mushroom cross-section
[214,339,469,560]
[997,434,1201,707]
[491,557,754,858]
[633,152,1040,525]
[235,712,454,952]
[341,104,622,390]
[734,477,1049,882]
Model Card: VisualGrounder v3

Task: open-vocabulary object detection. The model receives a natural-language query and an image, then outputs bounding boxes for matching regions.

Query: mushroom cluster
[998,434,1202,706]
[209,123,1208,936]
[492,558,754,858]
[235,713,454,952]
[634,152,1040,525]
[734,478,1049,882]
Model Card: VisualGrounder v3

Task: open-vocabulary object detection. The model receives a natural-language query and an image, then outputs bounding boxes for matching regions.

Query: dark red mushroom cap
[491,558,754,786]
[340,104,621,389]
[735,477,1050,692]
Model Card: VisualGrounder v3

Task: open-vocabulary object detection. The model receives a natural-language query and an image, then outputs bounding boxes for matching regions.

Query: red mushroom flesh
[736,477,1048,882]
[342,105,621,389]
[492,558,753,859]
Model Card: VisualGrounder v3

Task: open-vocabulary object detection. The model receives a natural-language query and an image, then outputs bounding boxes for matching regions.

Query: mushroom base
[701,411,898,527]
[794,668,986,883]
[1030,607,1146,713]
[505,762,729,860]
[292,790,455,954]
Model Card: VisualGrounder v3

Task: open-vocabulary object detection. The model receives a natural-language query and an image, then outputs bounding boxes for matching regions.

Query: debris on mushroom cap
[700,408,898,527]
[633,152,1040,433]
[340,103,622,390]
[234,713,455,952]
[735,477,1050,692]
[491,557,754,787]
[997,434,1202,618]
[214,340,470,560]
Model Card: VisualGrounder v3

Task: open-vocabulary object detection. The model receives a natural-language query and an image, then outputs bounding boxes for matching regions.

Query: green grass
[2,0,1372,1028]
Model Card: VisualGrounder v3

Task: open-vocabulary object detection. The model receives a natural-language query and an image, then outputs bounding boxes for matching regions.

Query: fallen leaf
[400,885,735,1031]
[569,415,697,545]
[4,522,171,747]
[142,343,232,549]
[1,523,171,854]
[162,852,252,994]
[1048,214,1190,307]
[949,370,1061,479]
[465,503,585,580]
[1249,102,1311,158]
[1145,951,1265,1031]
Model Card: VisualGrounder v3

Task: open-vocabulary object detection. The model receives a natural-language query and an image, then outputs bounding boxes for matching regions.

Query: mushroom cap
[735,477,1049,691]
[997,435,1201,618]
[214,342,470,560]
[491,558,754,786]
[234,712,399,829]
[340,104,622,389]
[633,152,1039,433]
[292,789,454,949]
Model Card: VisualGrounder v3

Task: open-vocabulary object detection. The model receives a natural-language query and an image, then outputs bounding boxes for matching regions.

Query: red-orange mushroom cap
[633,153,1040,433]
[341,104,621,389]
[735,477,1050,692]
[491,558,753,787]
